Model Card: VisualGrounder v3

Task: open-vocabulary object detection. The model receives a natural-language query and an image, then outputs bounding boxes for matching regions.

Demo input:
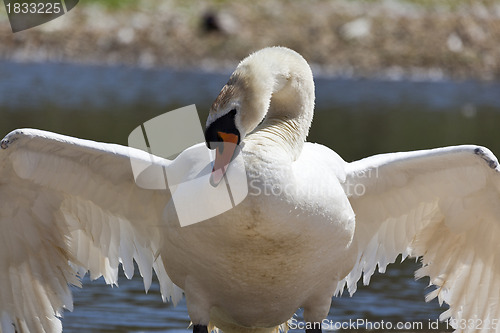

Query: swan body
[163,141,356,331]
[1,47,500,333]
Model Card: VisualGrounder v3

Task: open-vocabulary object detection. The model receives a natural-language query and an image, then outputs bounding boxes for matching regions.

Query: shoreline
[1,0,500,81]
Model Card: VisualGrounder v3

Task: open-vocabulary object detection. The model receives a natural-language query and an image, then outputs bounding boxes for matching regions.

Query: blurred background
[1,0,500,332]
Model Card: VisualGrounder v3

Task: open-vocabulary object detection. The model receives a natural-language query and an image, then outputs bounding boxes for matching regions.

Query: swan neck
[243,50,315,160]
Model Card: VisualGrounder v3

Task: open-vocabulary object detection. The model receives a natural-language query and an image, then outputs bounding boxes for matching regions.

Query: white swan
[1,46,500,333]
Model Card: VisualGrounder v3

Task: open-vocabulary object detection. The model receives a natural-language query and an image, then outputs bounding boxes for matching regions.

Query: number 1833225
[5,1,62,14]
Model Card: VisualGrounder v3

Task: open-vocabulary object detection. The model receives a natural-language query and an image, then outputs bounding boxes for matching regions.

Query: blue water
[61,261,448,332]
[2,60,500,112]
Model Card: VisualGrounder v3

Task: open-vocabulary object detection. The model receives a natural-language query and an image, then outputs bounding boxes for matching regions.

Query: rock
[447,32,463,52]
[117,27,135,44]
[339,17,371,41]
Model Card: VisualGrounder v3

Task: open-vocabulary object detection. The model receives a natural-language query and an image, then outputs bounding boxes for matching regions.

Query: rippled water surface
[2,61,499,332]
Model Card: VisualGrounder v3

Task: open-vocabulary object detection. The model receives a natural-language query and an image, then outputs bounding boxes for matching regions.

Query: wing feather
[339,145,500,332]
[0,129,182,333]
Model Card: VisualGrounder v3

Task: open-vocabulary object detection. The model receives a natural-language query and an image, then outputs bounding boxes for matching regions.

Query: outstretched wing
[0,129,182,333]
[338,145,500,331]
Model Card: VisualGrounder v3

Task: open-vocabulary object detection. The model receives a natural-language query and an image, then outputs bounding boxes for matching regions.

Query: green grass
[345,0,497,10]
[81,0,137,9]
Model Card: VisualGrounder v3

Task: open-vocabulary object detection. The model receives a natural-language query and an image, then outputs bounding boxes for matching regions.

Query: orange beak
[210,131,239,187]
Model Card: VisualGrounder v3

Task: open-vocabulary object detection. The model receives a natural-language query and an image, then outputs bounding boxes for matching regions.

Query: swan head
[204,57,261,186]
[204,106,241,186]
[205,46,315,186]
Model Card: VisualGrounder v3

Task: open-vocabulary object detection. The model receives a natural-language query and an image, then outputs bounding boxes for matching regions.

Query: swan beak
[210,132,239,187]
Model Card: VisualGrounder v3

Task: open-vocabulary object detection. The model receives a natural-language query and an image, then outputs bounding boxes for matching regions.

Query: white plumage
[339,146,500,327]
[1,47,499,333]
[0,131,182,333]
